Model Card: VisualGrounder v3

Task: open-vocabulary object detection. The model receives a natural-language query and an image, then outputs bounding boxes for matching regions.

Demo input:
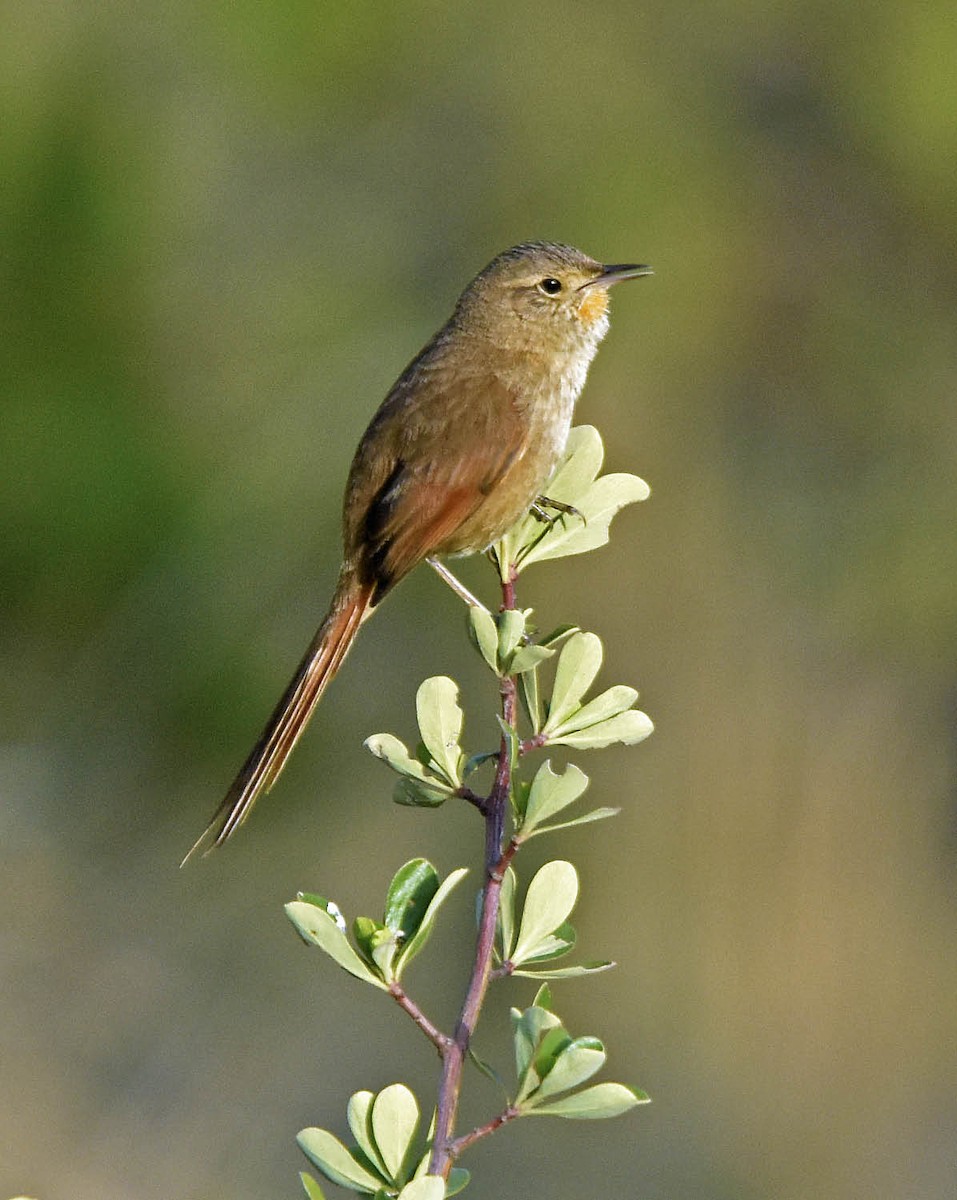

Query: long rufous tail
[183,574,376,863]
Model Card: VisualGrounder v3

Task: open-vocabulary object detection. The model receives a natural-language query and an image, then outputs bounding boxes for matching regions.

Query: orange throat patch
[577,288,609,327]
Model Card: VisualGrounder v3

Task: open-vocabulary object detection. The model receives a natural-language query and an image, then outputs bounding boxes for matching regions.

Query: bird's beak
[580,263,653,290]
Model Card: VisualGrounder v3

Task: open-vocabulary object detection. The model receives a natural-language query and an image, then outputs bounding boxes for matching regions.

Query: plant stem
[428,568,521,1179]
[387,982,449,1052]
[448,1105,521,1158]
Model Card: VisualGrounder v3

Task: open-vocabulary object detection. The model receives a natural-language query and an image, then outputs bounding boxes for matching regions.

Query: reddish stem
[448,1105,521,1158]
[388,982,450,1052]
[428,567,521,1179]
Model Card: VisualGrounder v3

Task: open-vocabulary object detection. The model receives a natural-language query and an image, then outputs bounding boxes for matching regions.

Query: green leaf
[543,633,603,733]
[544,424,605,497]
[492,427,649,574]
[496,866,517,961]
[509,777,531,826]
[522,807,620,839]
[297,1128,385,1193]
[467,605,499,672]
[364,733,427,778]
[446,1167,471,1196]
[511,1003,562,1087]
[525,471,650,567]
[371,927,402,980]
[348,1091,388,1179]
[353,916,402,981]
[492,427,602,572]
[300,1172,328,1200]
[353,915,384,963]
[530,1025,573,1088]
[530,1037,606,1102]
[295,892,347,931]
[512,960,615,980]
[392,777,453,807]
[286,901,388,990]
[538,623,581,648]
[396,1178,446,1200]
[495,715,520,770]
[463,748,498,778]
[533,983,554,1010]
[547,709,654,750]
[520,761,589,837]
[525,1082,650,1119]
[408,1158,469,1198]
[515,924,576,964]
[518,662,542,732]
[416,677,464,787]
[511,861,579,966]
[544,685,639,739]
[385,859,439,942]
[395,866,469,977]
[497,608,527,667]
[508,643,556,675]
[365,733,455,800]
[371,1084,420,1185]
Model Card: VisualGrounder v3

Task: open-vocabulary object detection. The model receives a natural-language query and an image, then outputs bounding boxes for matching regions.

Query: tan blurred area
[2,3,955,1198]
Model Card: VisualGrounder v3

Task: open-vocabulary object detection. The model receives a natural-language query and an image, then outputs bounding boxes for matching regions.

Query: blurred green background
[3,2,956,1197]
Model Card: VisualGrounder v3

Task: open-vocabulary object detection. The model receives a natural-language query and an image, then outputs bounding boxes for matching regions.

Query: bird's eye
[538,277,563,295]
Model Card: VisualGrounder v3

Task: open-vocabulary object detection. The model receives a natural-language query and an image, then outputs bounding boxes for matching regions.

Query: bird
[187,241,650,859]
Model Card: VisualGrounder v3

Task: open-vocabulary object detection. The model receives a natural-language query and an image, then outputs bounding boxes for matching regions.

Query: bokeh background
[3,3,956,1198]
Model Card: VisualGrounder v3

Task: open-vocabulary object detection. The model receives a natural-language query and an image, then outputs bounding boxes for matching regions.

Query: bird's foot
[530,495,585,527]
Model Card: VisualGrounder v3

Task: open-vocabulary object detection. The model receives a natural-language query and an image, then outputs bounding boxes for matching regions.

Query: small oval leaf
[497,608,527,666]
[512,960,616,980]
[545,685,639,739]
[300,1170,328,1200]
[385,859,439,940]
[364,733,427,779]
[285,902,387,990]
[396,1177,446,1200]
[395,867,469,977]
[524,806,620,839]
[493,428,649,572]
[526,471,650,566]
[467,606,500,672]
[371,1084,420,1183]
[446,1167,471,1196]
[297,1128,384,1192]
[544,633,603,732]
[518,663,543,732]
[416,677,464,787]
[548,709,654,750]
[511,1003,563,1086]
[347,1091,387,1177]
[511,862,579,966]
[393,778,452,807]
[497,866,517,961]
[522,761,589,835]
[508,643,556,675]
[515,926,576,964]
[531,1038,606,1101]
[525,1081,650,1119]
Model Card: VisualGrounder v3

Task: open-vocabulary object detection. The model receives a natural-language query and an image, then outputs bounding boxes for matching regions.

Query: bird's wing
[351,372,528,596]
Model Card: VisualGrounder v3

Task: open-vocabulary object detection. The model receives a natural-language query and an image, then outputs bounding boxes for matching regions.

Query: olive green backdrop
[3,3,955,1198]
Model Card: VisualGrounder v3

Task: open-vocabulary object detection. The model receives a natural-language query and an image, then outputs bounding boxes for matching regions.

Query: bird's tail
[182,573,376,863]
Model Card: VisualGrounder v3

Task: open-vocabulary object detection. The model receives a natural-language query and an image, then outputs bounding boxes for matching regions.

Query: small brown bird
[189,242,650,857]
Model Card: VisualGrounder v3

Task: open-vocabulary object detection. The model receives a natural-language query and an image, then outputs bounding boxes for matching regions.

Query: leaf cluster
[287,859,467,988]
[299,1084,467,1200]
[510,986,649,1118]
